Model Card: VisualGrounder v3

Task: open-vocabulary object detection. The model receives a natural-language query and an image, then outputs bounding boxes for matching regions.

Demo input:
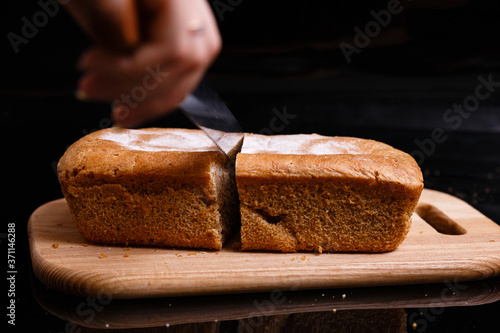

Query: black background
[2,0,500,332]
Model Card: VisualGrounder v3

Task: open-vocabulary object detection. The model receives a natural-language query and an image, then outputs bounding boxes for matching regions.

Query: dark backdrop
[2,1,500,332]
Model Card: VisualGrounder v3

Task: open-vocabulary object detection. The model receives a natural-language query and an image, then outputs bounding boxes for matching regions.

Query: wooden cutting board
[28,189,500,299]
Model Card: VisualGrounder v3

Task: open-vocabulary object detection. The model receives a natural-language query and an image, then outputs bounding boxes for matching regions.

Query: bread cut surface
[57,127,240,250]
[236,133,424,253]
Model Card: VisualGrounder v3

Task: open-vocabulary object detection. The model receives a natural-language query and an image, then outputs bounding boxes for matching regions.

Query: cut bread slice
[235,133,423,253]
[58,127,242,250]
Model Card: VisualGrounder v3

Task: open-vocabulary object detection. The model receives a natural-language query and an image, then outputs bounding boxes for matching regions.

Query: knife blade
[179,82,243,158]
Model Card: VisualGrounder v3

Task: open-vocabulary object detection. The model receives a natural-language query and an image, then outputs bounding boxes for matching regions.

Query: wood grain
[28,189,500,299]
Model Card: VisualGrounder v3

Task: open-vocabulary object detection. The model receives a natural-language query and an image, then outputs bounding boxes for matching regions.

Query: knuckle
[166,34,222,70]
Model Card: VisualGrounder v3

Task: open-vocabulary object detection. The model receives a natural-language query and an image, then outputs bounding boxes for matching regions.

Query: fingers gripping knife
[68,0,244,157]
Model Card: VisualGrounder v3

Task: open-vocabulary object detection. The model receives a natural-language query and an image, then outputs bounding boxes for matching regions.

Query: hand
[64,0,222,127]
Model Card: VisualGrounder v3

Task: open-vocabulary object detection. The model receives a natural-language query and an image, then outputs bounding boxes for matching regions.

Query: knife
[179,82,244,158]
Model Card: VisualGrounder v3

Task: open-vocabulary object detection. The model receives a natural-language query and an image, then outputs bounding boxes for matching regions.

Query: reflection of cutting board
[28,189,500,299]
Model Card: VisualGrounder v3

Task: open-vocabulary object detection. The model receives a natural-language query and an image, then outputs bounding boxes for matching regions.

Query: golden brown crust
[236,134,423,253]
[58,127,226,184]
[58,129,423,253]
[58,128,238,250]
[236,134,422,186]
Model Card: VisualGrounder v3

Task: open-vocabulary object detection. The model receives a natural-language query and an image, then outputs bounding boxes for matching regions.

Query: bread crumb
[82,243,89,247]
[317,246,323,254]
[490,240,496,242]
[412,322,417,330]
[99,253,108,259]
[123,253,130,258]
[301,255,306,260]
[123,247,131,251]
[52,243,59,248]
[188,252,196,256]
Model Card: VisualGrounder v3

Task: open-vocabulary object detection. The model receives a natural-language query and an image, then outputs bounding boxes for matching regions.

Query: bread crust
[58,128,238,250]
[236,134,422,185]
[236,134,424,253]
[58,129,423,253]
[58,127,226,184]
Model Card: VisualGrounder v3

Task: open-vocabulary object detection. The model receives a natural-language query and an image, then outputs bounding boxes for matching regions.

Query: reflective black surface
[3,1,500,332]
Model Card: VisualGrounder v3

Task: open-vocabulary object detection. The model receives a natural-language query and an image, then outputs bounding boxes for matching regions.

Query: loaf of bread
[57,127,240,250]
[235,133,423,252]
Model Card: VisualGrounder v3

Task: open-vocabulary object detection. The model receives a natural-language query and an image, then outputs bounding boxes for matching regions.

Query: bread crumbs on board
[123,247,131,251]
[123,253,130,258]
[52,243,59,248]
[99,253,108,259]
